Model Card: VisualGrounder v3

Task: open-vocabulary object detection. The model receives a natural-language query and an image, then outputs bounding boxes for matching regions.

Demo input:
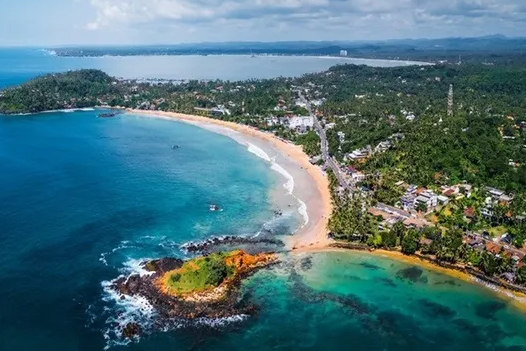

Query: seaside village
[253,83,526,286]
[117,73,526,288]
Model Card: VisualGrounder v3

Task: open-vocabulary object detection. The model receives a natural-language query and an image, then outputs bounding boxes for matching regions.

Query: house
[463,207,476,219]
[443,188,457,198]
[401,194,416,210]
[413,190,438,210]
[265,117,282,127]
[486,242,502,255]
[485,187,505,200]
[347,147,371,161]
[374,203,411,220]
[466,236,484,249]
[499,194,514,205]
[403,217,429,229]
[346,166,365,182]
[375,140,392,153]
[309,155,323,164]
[287,116,314,131]
[288,116,314,129]
[437,195,449,205]
[501,233,512,245]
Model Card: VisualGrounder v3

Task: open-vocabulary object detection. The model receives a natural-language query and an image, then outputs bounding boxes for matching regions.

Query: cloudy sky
[1,0,525,45]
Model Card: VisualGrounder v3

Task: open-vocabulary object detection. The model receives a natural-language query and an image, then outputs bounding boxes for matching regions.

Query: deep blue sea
[1,49,526,351]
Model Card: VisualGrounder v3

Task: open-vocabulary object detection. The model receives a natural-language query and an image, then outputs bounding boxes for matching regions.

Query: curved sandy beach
[127,109,333,250]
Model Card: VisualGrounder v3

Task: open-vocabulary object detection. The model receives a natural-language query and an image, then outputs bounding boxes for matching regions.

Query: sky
[1,0,526,46]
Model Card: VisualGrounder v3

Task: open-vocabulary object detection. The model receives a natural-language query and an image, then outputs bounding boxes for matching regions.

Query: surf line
[246,142,309,228]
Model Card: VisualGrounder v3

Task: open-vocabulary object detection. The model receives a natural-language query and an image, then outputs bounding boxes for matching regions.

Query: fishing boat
[171,145,180,150]
[209,204,220,212]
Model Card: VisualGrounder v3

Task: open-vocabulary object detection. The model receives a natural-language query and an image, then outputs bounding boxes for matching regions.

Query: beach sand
[126,110,333,250]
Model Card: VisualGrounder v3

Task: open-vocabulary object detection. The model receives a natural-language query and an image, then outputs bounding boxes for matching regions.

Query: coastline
[126,109,333,250]
[121,108,526,315]
[297,246,526,314]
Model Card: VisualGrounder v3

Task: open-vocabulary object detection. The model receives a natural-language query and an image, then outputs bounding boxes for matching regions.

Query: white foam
[121,258,155,277]
[246,142,272,162]
[193,314,249,327]
[246,142,309,227]
[297,199,309,226]
[101,278,157,350]
[271,162,294,194]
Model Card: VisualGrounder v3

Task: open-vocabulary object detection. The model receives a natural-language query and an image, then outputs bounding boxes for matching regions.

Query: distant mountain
[48,36,526,63]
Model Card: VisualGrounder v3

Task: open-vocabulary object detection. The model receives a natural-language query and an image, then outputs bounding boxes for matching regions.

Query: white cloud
[82,0,526,41]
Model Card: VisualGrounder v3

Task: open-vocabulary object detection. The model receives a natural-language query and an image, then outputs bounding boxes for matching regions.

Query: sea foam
[246,142,309,226]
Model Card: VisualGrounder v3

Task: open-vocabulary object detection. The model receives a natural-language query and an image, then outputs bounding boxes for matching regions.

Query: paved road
[299,92,352,191]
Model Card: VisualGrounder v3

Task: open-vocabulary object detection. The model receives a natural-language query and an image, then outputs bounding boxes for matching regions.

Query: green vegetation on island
[162,252,234,295]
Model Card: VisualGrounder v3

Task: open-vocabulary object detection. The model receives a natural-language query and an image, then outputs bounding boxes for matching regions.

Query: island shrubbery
[156,250,276,297]
[163,252,234,295]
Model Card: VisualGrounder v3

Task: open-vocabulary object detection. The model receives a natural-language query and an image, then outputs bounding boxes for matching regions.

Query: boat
[171,145,180,150]
[209,204,220,212]
[98,112,118,118]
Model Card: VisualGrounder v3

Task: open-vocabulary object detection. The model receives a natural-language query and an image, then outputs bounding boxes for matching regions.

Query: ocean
[0,48,424,87]
[0,49,526,351]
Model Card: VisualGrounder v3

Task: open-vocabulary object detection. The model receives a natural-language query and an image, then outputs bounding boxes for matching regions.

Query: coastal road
[299,91,352,192]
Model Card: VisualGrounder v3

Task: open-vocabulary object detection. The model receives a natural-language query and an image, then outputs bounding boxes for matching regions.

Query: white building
[287,116,314,130]
[347,147,371,161]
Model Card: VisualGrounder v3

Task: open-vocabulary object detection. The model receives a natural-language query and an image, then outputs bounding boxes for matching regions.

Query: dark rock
[475,301,506,320]
[396,266,424,283]
[122,323,141,339]
[375,277,397,287]
[417,298,456,318]
[144,257,183,272]
[299,256,313,271]
[109,255,276,324]
[359,261,382,270]
[180,235,284,255]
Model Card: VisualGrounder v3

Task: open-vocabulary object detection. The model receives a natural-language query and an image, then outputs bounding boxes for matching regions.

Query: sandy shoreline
[126,109,333,249]
[124,109,526,314]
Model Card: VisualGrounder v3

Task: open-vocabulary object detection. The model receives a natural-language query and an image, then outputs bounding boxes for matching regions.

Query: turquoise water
[94,251,526,351]
[1,49,526,351]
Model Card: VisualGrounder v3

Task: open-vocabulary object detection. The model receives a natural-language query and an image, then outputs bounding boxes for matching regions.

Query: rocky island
[111,250,277,337]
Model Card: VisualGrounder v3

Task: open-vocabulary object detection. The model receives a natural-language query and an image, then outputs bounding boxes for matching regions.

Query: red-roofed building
[486,242,502,255]
[443,189,456,197]
[464,207,475,219]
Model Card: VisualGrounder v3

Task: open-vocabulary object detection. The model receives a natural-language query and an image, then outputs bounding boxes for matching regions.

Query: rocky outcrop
[111,251,278,337]
[180,235,284,254]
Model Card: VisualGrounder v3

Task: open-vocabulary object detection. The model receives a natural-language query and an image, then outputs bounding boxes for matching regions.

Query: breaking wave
[246,142,309,227]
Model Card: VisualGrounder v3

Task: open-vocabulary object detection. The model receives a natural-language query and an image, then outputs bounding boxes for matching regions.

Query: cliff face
[111,251,277,327]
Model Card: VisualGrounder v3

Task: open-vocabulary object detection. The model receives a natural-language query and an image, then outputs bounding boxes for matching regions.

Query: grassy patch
[488,226,508,238]
[163,252,235,295]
